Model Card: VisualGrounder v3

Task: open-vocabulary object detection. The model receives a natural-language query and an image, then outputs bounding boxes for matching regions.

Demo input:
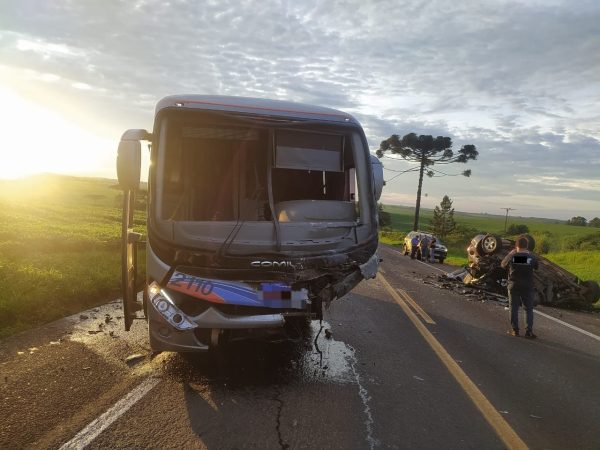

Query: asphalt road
[1,244,599,449]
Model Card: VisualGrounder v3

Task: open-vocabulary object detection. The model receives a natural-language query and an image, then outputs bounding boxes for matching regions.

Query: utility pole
[501,207,516,233]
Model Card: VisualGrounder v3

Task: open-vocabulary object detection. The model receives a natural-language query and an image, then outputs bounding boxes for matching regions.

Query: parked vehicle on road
[402,231,448,263]
[116,95,384,352]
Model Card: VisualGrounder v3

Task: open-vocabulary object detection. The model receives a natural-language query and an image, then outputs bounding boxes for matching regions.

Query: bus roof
[155,95,359,125]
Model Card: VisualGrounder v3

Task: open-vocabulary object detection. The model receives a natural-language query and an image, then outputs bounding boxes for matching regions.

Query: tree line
[567,216,600,227]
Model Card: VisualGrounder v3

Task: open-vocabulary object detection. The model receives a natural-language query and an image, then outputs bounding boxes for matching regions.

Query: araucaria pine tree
[431,195,456,238]
[376,133,477,231]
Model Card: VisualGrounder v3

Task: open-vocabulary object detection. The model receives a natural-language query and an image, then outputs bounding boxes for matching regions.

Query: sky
[0,0,599,220]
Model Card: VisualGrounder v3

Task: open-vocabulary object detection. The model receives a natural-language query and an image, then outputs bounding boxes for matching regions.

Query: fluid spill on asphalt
[159,320,357,386]
[158,320,379,449]
[348,349,379,449]
[307,321,356,383]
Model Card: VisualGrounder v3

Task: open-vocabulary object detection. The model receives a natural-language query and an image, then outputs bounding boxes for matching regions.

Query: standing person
[501,236,539,338]
[429,238,437,263]
[420,235,430,262]
[410,234,420,259]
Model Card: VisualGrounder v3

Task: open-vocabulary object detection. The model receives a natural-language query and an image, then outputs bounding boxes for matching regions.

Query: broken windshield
[155,113,362,224]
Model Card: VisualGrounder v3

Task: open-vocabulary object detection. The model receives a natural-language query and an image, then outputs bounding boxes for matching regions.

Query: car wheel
[522,234,536,251]
[437,258,445,264]
[479,234,502,255]
[582,280,600,303]
[532,288,545,306]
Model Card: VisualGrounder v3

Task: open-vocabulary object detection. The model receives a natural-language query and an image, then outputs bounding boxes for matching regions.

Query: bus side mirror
[370,154,384,201]
[116,129,151,191]
[117,140,141,191]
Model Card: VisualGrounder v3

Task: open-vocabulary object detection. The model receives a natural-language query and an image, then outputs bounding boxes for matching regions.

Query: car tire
[522,234,536,251]
[437,258,445,264]
[532,288,545,306]
[582,280,600,303]
[478,234,502,255]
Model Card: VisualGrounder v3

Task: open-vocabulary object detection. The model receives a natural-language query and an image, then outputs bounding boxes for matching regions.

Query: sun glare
[0,86,117,180]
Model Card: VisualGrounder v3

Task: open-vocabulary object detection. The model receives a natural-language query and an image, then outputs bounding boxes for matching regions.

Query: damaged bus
[117,95,384,351]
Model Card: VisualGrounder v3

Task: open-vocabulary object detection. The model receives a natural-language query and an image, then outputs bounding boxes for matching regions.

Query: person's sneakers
[507,329,519,337]
[525,330,537,339]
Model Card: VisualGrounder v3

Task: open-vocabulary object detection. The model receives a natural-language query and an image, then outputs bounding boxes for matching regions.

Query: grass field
[0,174,146,338]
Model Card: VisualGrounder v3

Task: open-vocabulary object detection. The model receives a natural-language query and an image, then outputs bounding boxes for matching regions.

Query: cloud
[0,0,598,218]
[517,176,600,192]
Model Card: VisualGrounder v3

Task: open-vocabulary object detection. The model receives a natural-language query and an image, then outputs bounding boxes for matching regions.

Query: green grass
[544,251,600,283]
[0,174,146,338]
[443,251,468,267]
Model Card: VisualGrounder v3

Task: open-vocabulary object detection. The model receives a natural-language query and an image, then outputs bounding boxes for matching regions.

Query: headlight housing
[149,282,197,330]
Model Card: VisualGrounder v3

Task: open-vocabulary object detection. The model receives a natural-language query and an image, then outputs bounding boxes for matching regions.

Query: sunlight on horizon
[0,86,117,180]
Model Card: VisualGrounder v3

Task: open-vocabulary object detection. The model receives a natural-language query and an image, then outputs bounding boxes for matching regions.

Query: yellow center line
[396,288,436,324]
[378,274,529,450]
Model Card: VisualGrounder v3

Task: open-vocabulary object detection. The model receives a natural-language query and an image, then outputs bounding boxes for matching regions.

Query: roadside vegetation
[379,203,600,309]
[0,174,146,338]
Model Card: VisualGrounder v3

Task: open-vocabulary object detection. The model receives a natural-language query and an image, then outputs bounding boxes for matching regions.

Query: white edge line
[536,310,600,342]
[59,377,160,449]
[415,258,447,274]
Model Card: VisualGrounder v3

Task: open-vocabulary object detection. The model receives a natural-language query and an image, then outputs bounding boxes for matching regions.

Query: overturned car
[451,234,600,308]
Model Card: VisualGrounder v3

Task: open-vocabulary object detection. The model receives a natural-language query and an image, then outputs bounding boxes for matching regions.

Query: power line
[501,207,516,232]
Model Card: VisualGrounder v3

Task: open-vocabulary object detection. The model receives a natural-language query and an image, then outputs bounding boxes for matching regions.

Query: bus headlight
[148,282,197,331]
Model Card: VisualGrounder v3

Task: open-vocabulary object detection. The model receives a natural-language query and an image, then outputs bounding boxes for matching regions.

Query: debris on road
[443,234,600,309]
[79,314,89,320]
[425,272,509,306]
[125,354,146,367]
[324,329,333,339]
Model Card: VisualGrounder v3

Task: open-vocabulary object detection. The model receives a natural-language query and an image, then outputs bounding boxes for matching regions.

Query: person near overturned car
[410,234,420,259]
[429,237,437,263]
[419,234,430,262]
[501,236,539,338]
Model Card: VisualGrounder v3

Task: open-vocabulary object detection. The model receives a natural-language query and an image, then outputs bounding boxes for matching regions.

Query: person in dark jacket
[410,235,420,259]
[501,236,539,338]
[429,238,437,263]
[419,235,430,262]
